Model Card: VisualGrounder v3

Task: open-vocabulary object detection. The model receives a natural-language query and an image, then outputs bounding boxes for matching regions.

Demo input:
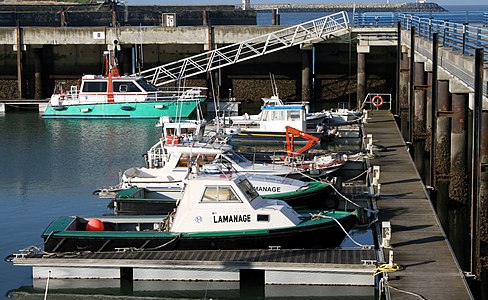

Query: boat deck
[363,110,472,299]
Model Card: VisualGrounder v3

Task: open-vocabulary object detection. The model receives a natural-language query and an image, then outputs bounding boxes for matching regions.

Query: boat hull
[42,99,204,119]
[43,213,357,252]
[263,181,338,210]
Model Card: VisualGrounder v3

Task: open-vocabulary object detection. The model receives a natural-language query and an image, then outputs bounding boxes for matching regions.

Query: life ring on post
[371,95,384,108]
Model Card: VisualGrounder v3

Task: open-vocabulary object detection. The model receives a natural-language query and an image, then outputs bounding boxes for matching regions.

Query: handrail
[137,11,349,86]
[399,14,488,60]
[353,12,488,61]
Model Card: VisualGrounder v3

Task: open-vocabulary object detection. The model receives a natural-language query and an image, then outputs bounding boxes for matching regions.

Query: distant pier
[249,2,446,12]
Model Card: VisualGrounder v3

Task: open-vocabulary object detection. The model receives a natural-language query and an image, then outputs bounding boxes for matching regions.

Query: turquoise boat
[42,95,206,119]
[42,51,206,119]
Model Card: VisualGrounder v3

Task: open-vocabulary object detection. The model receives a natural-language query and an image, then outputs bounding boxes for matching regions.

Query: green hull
[42,99,205,119]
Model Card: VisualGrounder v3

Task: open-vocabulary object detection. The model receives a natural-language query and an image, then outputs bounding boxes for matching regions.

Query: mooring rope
[311,212,367,248]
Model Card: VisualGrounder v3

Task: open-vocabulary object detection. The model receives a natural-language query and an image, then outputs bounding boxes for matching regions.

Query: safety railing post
[462,22,467,55]
[428,18,432,40]
[442,20,447,46]
[476,27,481,48]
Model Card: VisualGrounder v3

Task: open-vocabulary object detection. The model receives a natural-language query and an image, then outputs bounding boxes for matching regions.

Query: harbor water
[0,111,373,299]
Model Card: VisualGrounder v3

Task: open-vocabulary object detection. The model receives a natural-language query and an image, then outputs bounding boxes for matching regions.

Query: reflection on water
[1,112,373,299]
[10,279,374,299]
[0,113,160,298]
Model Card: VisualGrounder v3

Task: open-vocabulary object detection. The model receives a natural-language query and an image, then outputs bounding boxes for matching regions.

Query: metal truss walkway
[138,11,349,86]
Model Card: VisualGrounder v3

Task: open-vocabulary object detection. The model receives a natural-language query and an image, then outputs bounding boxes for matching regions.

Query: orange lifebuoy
[372,95,384,107]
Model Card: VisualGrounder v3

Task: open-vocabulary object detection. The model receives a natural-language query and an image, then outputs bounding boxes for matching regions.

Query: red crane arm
[285,126,319,157]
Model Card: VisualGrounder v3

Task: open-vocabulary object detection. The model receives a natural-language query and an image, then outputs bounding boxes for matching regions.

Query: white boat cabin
[158,116,207,145]
[50,75,205,106]
[123,141,297,192]
[224,95,332,133]
[169,173,302,233]
[258,104,307,132]
[141,141,294,175]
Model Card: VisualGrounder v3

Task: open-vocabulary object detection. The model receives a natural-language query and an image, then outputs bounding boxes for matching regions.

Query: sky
[127,1,485,6]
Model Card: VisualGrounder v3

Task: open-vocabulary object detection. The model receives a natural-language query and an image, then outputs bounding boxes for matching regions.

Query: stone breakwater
[247,2,446,12]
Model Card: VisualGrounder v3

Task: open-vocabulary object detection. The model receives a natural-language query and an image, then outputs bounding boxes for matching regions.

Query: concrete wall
[0,4,255,27]
[0,26,399,108]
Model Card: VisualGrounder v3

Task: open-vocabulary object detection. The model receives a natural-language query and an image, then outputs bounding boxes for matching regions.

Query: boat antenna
[270,73,279,98]
[135,23,144,75]
[209,70,220,133]
[105,40,120,77]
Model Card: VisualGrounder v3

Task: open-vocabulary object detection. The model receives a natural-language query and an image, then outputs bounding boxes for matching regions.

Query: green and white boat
[42,52,206,119]
[43,172,357,252]
[110,172,338,215]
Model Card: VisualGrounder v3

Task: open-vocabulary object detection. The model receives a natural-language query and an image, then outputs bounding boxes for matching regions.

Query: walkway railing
[353,12,488,61]
[399,14,488,59]
[139,11,349,86]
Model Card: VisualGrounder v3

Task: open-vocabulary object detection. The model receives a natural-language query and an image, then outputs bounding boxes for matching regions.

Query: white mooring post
[242,0,251,10]
[372,165,381,197]
[365,134,373,155]
[382,221,392,248]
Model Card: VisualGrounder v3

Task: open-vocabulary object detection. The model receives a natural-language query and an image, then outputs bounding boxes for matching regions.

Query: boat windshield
[222,150,249,165]
[237,179,259,202]
[136,79,158,92]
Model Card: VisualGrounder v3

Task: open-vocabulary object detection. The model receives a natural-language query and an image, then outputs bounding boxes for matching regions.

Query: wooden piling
[449,93,468,206]
[435,80,451,231]
[301,48,312,102]
[413,61,426,180]
[399,46,409,141]
[408,26,415,143]
[34,48,43,100]
[357,52,366,109]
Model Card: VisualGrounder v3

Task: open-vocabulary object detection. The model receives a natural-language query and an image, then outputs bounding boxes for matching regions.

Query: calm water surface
[0,112,160,298]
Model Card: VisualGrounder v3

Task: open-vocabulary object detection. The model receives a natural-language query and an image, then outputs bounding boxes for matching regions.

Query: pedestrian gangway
[137,11,349,86]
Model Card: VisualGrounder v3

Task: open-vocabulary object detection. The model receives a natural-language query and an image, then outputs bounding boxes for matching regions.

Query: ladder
[138,11,349,86]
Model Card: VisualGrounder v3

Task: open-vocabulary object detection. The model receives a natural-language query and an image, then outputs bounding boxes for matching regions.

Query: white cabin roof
[169,173,302,233]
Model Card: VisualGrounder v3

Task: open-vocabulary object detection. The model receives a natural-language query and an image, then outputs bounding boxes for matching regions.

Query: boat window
[237,179,259,202]
[181,128,196,135]
[201,186,241,203]
[176,153,190,168]
[136,79,158,92]
[113,81,141,93]
[273,110,285,121]
[177,154,217,168]
[222,151,248,164]
[257,214,270,222]
[82,81,107,93]
[287,110,301,121]
[197,154,217,165]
